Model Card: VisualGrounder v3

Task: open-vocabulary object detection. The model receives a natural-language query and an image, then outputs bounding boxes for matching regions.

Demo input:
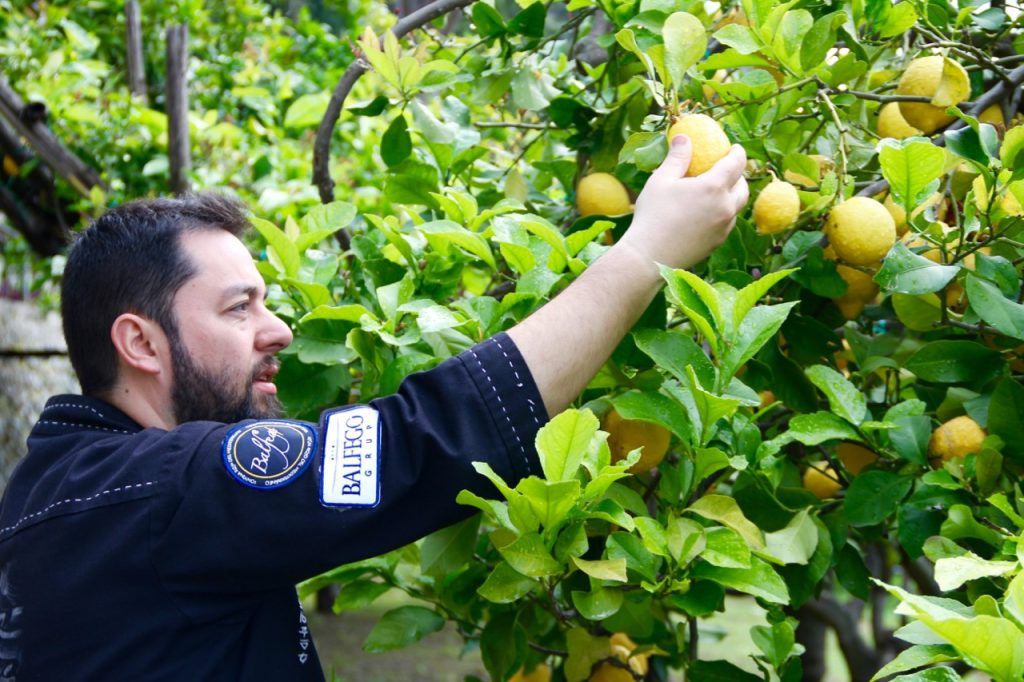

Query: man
[0,136,746,680]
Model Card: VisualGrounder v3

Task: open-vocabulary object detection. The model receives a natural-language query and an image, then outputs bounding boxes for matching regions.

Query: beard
[168,332,283,424]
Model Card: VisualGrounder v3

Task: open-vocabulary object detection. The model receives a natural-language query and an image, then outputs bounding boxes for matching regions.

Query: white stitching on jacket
[42,402,106,418]
[493,337,542,426]
[469,347,532,476]
[0,481,157,535]
[37,420,129,435]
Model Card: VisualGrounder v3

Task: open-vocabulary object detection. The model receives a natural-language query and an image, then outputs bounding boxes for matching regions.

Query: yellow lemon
[602,409,671,474]
[883,192,942,236]
[832,264,878,320]
[896,56,971,133]
[837,442,878,475]
[577,173,633,217]
[928,415,986,465]
[511,663,552,682]
[826,197,897,266]
[2,155,18,177]
[973,175,1024,217]
[803,464,841,499]
[877,102,922,140]
[590,634,649,682]
[666,113,731,176]
[979,104,1005,128]
[754,179,801,234]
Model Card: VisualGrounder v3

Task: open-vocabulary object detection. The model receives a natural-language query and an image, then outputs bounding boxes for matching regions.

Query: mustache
[250,357,280,382]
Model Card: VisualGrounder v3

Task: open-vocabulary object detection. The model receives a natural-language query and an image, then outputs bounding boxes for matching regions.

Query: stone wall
[0,299,79,491]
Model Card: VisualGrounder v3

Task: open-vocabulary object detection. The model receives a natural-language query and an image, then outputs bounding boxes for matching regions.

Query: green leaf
[687,495,765,550]
[299,304,377,325]
[904,340,1004,384]
[805,364,868,424]
[701,527,751,568]
[299,201,357,241]
[713,24,761,55]
[332,579,391,613]
[845,471,913,527]
[517,477,581,530]
[363,606,444,653]
[251,217,299,278]
[571,556,628,582]
[498,532,561,578]
[606,532,660,583]
[663,12,707,88]
[419,515,480,577]
[610,389,694,445]
[1001,126,1024,170]
[879,582,1024,681]
[966,274,1024,341]
[634,328,715,389]
[989,379,1024,461]
[667,517,706,566]
[478,562,537,603]
[760,411,861,457]
[870,644,959,681]
[771,9,813,74]
[535,409,600,482]
[619,132,668,172]
[801,11,844,73]
[480,613,525,682]
[751,619,796,670]
[764,509,818,565]
[879,138,947,207]
[946,122,1000,166]
[875,242,959,295]
[571,587,624,620]
[381,115,412,167]
[733,269,797,332]
[689,659,762,681]
[284,92,330,129]
[660,265,720,352]
[634,516,670,557]
[721,301,799,381]
[876,2,918,37]
[933,552,1017,591]
[565,628,611,682]
[692,557,789,604]
[419,220,496,269]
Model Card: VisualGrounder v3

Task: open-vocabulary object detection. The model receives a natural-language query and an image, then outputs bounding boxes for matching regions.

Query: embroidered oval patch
[222,420,316,490]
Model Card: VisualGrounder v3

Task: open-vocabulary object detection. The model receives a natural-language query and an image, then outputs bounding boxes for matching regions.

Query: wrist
[606,239,663,284]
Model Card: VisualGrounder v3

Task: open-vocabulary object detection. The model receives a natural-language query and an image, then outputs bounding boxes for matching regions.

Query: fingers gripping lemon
[665,114,730,176]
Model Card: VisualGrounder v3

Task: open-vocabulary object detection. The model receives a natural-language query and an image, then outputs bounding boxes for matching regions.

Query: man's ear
[110,313,169,376]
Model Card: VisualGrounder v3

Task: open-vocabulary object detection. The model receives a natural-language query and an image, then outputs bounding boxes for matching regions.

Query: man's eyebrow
[220,284,266,302]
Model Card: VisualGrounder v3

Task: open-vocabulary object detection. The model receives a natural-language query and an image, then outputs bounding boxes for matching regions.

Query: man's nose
[258,309,293,352]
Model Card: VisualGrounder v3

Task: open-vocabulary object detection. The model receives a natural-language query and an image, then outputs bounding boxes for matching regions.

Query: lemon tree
[4,0,1024,680]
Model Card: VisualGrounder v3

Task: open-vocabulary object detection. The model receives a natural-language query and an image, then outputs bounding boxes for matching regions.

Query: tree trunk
[165,24,191,195]
[125,0,148,103]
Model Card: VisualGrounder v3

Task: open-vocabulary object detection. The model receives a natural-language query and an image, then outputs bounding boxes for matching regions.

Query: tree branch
[857,65,1024,198]
[0,73,104,196]
[801,595,880,682]
[312,0,477,209]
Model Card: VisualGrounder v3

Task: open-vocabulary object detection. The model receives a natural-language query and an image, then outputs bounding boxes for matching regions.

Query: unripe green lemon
[666,113,730,176]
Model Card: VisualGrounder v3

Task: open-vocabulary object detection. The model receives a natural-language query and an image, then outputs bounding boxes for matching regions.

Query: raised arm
[507,136,749,416]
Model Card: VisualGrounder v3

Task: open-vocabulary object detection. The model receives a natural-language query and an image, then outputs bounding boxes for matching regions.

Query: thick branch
[0,74,104,196]
[125,0,148,103]
[801,595,880,682]
[857,64,1024,198]
[312,0,480,206]
[165,24,191,195]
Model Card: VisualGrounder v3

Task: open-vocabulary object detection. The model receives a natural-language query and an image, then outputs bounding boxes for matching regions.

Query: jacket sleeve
[150,333,546,600]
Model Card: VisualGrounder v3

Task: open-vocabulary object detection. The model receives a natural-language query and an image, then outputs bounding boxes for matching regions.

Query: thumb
[655,134,692,178]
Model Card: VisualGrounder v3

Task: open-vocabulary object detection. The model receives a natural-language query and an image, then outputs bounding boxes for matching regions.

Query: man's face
[167,229,293,424]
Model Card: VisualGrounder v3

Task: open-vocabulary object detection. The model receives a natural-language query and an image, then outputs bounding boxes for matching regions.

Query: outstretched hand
[618,135,749,271]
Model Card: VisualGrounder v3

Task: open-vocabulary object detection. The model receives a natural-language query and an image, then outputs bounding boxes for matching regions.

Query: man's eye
[231,302,249,313]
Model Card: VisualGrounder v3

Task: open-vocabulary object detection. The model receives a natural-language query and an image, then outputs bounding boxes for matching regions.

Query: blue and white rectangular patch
[320,405,381,507]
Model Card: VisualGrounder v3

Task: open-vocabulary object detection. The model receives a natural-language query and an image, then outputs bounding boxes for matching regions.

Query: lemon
[602,409,671,474]
[577,173,633,217]
[979,104,1005,128]
[973,174,1024,217]
[666,113,730,176]
[511,663,552,682]
[590,634,649,682]
[896,56,971,133]
[803,464,841,499]
[877,102,922,140]
[826,197,897,266]
[758,390,776,409]
[753,179,800,234]
[883,192,942,236]
[832,264,878,320]
[928,415,986,465]
[2,155,18,177]
[837,442,878,475]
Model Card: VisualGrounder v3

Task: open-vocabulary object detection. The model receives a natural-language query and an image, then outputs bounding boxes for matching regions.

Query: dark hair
[61,192,250,396]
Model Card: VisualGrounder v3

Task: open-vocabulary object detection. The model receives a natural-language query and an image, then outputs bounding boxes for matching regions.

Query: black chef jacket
[0,332,545,680]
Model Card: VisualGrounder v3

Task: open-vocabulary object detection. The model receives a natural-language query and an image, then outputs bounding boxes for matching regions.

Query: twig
[312,0,477,206]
